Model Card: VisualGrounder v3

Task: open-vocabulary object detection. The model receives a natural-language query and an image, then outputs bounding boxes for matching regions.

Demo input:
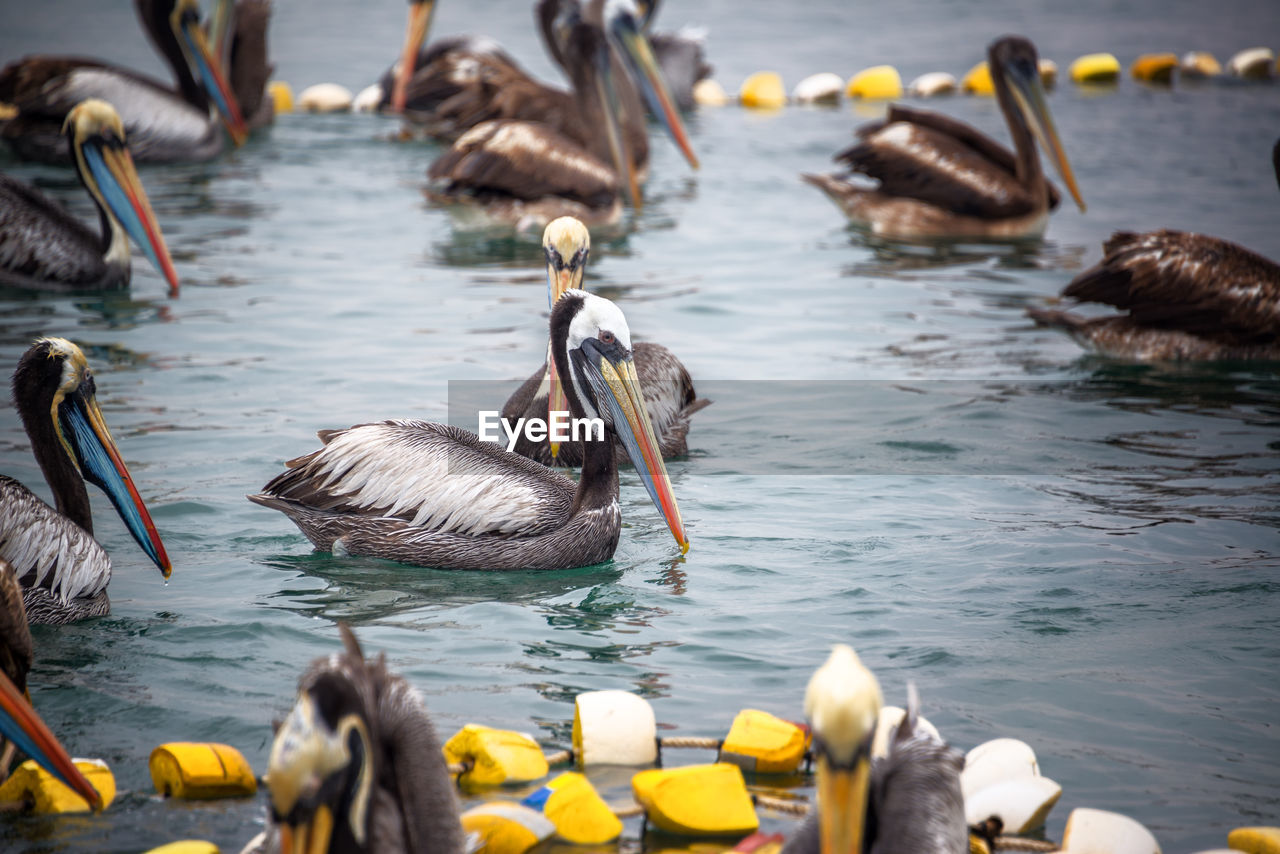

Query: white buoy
[907,72,957,97]
[871,706,940,760]
[1227,47,1275,79]
[353,84,383,113]
[792,72,844,104]
[573,691,658,766]
[693,78,730,107]
[965,776,1062,833]
[298,83,354,113]
[1060,808,1161,854]
[961,738,1040,798]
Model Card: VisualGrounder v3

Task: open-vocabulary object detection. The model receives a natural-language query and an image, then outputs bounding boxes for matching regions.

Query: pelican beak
[392,0,435,112]
[207,0,234,65]
[55,378,172,578]
[593,48,642,210]
[177,8,249,145]
[815,750,872,854]
[1006,62,1085,212]
[544,256,584,460]
[279,806,335,854]
[608,10,699,170]
[0,671,103,811]
[78,135,181,295]
[577,341,689,553]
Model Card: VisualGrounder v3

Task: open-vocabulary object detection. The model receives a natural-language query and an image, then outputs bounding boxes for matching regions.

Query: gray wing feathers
[0,174,106,286]
[0,476,111,606]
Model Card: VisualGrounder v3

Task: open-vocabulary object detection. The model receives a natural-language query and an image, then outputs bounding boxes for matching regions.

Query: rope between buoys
[753,793,811,816]
[658,736,723,750]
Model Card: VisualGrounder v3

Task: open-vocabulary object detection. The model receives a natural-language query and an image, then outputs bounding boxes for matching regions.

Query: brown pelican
[1,338,172,625]
[249,291,688,570]
[779,646,967,854]
[242,625,465,854]
[503,217,708,466]
[0,558,105,810]
[0,0,247,163]
[0,100,181,295]
[636,0,712,111]
[425,0,698,230]
[804,36,1085,240]
[209,0,275,130]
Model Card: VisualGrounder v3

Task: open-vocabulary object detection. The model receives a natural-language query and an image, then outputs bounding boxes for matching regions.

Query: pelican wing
[0,477,111,607]
[1065,230,1280,343]
[428,120,618,207]
[254,420,574,537]
[0,176,105,288]
[869,732,967,854]
[229,0,275,124]
[837,111,1040,220]
[0,559,33,692]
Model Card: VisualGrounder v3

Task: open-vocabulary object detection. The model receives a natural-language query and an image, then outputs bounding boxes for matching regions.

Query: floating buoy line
[3,687,1275,854]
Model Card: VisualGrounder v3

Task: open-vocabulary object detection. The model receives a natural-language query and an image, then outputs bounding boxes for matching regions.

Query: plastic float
[353,84,383,113]
[149,742,257,799]
[693,78,730,106]
[909,71,957,97]
[1227,47,1275,79]
[792,73,845,105]
[444,724,550,787]
[1228,828,1280,854]
[1059,807,1160,854]
[871,704,939,759]
[574,689,660,765]
[522,772,623,844]
[0,758,114,813]
[1130,53,1178,84]
[141,843,221,854]
[1180,51,1222,78]
[719,708,809,773]
[462,802,557,854]
[961,738,1061,834]
[266,80,294,114]
[1038,58,1059,88]
[739,72,787,109]
[1070,53,1121,85]
[632,763,759,836]
[961,59,1056,95]
[846,65,902,99]
[297,83,354,112]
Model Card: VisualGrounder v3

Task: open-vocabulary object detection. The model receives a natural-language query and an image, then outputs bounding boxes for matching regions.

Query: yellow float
[522,772,623,844]
[739,72,787,109]
[719,708,809,773]
[1130,53,1178,84]
[631,763,758,836]
[846,65,902,100]
[149,742,257,799]
[1069,53,1121,85]
[0,758,114,814]
[443,724,550,787]
[1229,827,1280,854]
[267,80,294,114]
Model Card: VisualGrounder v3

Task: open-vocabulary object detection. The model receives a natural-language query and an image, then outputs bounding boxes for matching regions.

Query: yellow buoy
[142,843,221,854]
[1130,53,1178,84]
[1227,47,1275,79]
[0,758,115,814]
[1228,827,1280,854]
[739,72,786,109]
[1179,51,1222,79]
[719,709,809,773]
[1039,58,1059,89]
[149,743,257,800]
[693,79,730,107]
[267,80,293,114]
[961,62,994,95]
[461,803,556,854]
[631,763,758,836]
[846,65,902,100]
[522,772,623,844]
[297,83,354,113]
[443,724,549,788]
[1069,53,1121,85]
[908,72,957,97]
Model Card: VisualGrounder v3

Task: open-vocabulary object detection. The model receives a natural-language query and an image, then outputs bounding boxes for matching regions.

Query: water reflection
[843,232,1085,277]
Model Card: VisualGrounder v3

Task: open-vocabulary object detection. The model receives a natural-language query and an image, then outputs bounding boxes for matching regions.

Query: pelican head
[64,100,181,295]
[268,638,376,854]
[391,0,437,112]
[989,35,1085,212]
[551,291,689,553]
[542,217,592,460]
[169,0,249,144]
[0,561,104,811]
[806,644,883,854]
[13,338,172,578]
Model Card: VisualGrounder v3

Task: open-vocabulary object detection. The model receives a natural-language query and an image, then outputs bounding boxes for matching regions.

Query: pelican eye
[545,247,562,268]
[599,331,615,345]
[570,248,589,269]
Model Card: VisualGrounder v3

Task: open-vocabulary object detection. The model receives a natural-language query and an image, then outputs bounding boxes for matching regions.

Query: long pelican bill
[595,52,641,210]
[816,753,872,854]
[56,379,172,578]
[0,670,104,811]
[78,133,181,295]
[544,220,589,460]
[582,343,689,552]
[279,806,336,854]
[393,0,436,112]
[1006,63,1085,212]
[175,2,249,145]
[608,10,700,170]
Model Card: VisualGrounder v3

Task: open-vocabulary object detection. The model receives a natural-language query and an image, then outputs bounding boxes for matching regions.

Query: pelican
[250,291,688,570]
[0,559,105,810]
[208,0,275,130]
[1,338,172,625]
[780,646,967,854]
[0,100,181,295]
[425,0,698,230]
[804,36,1085,240]
[240,626,465,854]
[503,217,708,466]
[0,0,247,163]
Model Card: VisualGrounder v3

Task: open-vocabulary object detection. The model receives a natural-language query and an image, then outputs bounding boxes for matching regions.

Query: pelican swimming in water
[425,0,698,230]
[0,559,105,810]
[804,36,1085,240]
[0,99,181,295]
[208,0,275,131]
[0,0,247,163]
[250,291,688,570]
[503,217,708,466]
[1,338,172,625]
[240,625,465,854]
[779,646,967,854]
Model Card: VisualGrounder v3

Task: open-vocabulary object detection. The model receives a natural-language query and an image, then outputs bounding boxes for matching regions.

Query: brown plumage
[1030,230,1280,361]
[0,560,32,699]
[228,0,275,130]
[245,625,465,854]
[804,36,1083,240]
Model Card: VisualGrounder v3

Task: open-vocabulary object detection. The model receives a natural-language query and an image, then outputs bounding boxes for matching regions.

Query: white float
[572,690,658,766]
